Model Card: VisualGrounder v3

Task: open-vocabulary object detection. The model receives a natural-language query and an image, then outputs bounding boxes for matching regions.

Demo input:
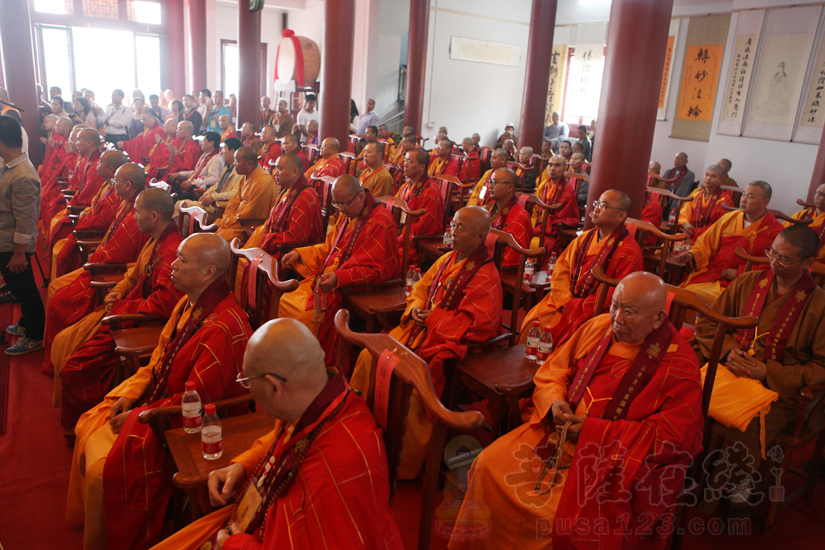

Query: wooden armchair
[74,228,107,265]
[564,171,589,217]
[177,204,218,238]
[735,246,825,286]
[84,262,129,304]
[721,203,813,226]
[334,310,484,550]
[720,185,743,206]
[229,238,299,326]
[626,216,688,284]
[339,151,358,175]
[796,198,815,210]
[101,313,168,382]
[646,186,694,234]
[311,174,336,234]
[433,175,460,223]
[646,173,677,189]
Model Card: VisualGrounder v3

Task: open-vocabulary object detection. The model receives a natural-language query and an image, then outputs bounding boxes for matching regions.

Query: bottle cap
[533,320,540,326]
[415,267,421,272]
[185,381,195,391]
[544,326,552,332]
[204,404,217,415]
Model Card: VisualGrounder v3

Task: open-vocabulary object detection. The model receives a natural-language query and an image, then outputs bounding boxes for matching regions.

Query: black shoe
[0,292,18,304]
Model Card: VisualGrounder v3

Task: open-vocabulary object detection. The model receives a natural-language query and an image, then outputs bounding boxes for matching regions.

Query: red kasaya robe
[167,138,202,175]
[145,136,176,181]
[41,153,84,227]
[459,153,481,184]
[396,175,444,264]
[679,186,735,240]
[428,154,460,178]
[487,196,533,267]
[68,148,105,208]
[533,176,580,261]
[305,155,345,180]
[39,132,67,181]
[258,141,282,169]
[121,123,166,164]
[641,191,664,247]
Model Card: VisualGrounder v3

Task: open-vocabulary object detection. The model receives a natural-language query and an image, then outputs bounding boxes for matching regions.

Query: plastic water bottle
[443,229,453,246]
[182,381,202,434]
[536,326,554,363]
[201,404,223,460]
[525,320,541,361]
[668,209,676,224]
[523,258,535,282]
[548,252,558,273]
[413,267,422,287]
[405,266,417,296]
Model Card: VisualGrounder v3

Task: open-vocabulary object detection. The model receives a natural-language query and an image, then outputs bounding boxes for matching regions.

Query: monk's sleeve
[262,192,321,253]
[231,427,279,475]
[547,238,577,308]
[689,214,724,269]
[295,218,337,273]
[581,241,645,318]
[76,195,118,231]
[766,298,825,398]
[530,330,578,422]
[111,254,181,317]
[112,242,151,297]
[179,324,249,406]
[411,188,443,238]
[220,186,243,226]
[234,176,275,221]
[401,258,437,322]
[678,199,693,225]
[304,162,317,179]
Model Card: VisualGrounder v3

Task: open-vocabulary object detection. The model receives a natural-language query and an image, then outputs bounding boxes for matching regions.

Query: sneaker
[6,323,25,336]
[0,292,18,304]
[4,337,43,356]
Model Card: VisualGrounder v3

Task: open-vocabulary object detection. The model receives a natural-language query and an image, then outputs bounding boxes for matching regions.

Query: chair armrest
[793,384,825,436]
[63,189,78,196]
[137,394,254,425]
[76,239,103,249]
[68,206,85,215]
[84,262,129,273]
[237,217,267,227]
[73,229,106,239]
[369,302,407,314]
[467,333,511,352]
[89,280,118,290]
[102,313,168,327]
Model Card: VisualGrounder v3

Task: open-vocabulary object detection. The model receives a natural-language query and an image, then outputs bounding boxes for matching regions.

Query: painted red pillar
[518,0,558,152]
[808,128,825,202]
[164,0,186,98]
[0,0,41,164]
[320,0,356,149]
[187,0,207,91]
[403,0,430,134]
[238,4,262,129]
[585,0,674,225]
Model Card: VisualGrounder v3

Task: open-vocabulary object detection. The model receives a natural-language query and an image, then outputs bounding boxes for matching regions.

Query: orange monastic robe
[428,154,460,178]
[448,314,703,550]
[486,197,532,267]
[279,191,400,360]
[304,155,345,180]
[358,165,394,197]
[519,226,644,346]
[121,123,166,164]
[352,246,503,479]
[787,207,825,261]
[678,187,735,240]
[145,135,175,181]
[396,175,444,264]
[148,374,403,550]
[466,169,494,207]
[215,166,277,242]
[682,209,784,306]
[220,126,238,141]
[531,175,580,259]
[42,196,151,375]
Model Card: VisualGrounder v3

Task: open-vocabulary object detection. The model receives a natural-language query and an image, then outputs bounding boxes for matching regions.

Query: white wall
[376,0,410,123]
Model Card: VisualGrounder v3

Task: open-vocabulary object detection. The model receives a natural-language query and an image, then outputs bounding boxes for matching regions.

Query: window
[39,26,73,98]
[33,0,72,15]
[135,35,162,95]
[221,41,268,100]
[128,1,162,25]
[560,46,605,127]
[81,0,119,19]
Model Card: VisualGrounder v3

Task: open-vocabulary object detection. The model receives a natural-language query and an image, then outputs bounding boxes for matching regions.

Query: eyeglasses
[764,248,804,268]
[486,179,511,187]
[815,191,825,198]
[332,191,363,209]
[592,200,624,212]
[236,370,287,388]
[449,221,468,233]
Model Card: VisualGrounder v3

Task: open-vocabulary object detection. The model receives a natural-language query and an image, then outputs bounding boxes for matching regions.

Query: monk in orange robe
[50,151,128,280]
[359,141,394,197]
[54,189,183,439]
[391,132,416,168]
[485,168,532,266]
[148,319,402,550]
[519,189,645,347]
[42,164,152,375]
[352,206,503,479]
[304,136,345,180]
[531,154,580,261]
[459,137,482,184]
[695,225,825,517]
[679,164,735,240]
[467,148,507,207]
[787,182,825,261]
[677,181,784,306]
[144,119,177,181]
[397,148,444,263]
[67,234,252,550]
[256,125,281,170]
[449,273,704,550]
[428,139,460,178]
[165,120,201,177]
[118,111,165,164]
[514,146,538,191]
[214,147,277,243]
[279,176,400,361]
[218,113,237,141]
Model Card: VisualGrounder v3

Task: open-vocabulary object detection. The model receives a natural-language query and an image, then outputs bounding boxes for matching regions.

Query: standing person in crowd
[296,94,319,144]
[98,89,133,145]
[71,98,96,127]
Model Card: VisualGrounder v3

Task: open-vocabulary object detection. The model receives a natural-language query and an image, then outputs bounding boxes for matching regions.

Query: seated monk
[214,146,277,243]
[679,164,735,240]
[428,138,460,178]
[391,131,415,167]
[459,137,481,184]
[175,137,243,219]
[54,189,183,440]
[148,319,403,550]
[117,111,165,163]
[42,163,152,375]
[50,150,128,280]
[239,122,262,152]
[519,190,644,347]
[677,181,784,307]
[484,168,532,267]
[359,141,394,197]
[515,146,537,191]
[40,128,82,230]
[531,154,580,259]
[281,134,308,172]
[257,125,281,170]
[218,113,237,141]
[466,147,507,207]
[449,273,703,550]
[304,136,345,180]
[351,206,503,479]
[39,116,72,180]
[279,175,400,360]
[718,157,737,187]
[164,121,202,184]
[695,225,825,518]
[234,152,323,298]
[67,233,252,550]
[786,182,825,261]
[144,118,177,181]
[640,188,663,247]
[397,148,444,263]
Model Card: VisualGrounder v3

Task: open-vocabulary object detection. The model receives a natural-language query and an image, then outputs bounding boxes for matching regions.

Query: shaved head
[605,189,632,212]
[451,206,491,257]
[778,225,820,260]
[322,137,339,152]
[611,272,668,343]
[277,151,304,172]
[747,180,772,200]
[459,205,491,235]
[100,150,128,170]
[56,117,73,133]
[494,167,519,186]
[79,128,101,146]
[117,163,146,188]
[136,187,174,221]
[649,161,661,174]
[235,146,258,164]
[718,158,732,172]
[185,233,231,275]
[492,148,509,162]
[333,174,362,198]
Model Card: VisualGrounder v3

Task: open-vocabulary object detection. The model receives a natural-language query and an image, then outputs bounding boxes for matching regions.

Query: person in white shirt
[296,94,319,144]
[357,98,379,136]
[172,131,225,201]
[97,89,133,144]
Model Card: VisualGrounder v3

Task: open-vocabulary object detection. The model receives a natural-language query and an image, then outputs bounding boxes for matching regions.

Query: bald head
[78,128,101,155]
[458,205,491,235]
[321,137,340,153]
[235,146,258,164]
[136,187,174,221]
[277,151,304,173]
[493,167,519,187]
[116,163,146,188]
[100,150,128,171]
[333,174,362,197]
[610,272,668,343]
[186,233,230,275]
[451,206,491,257]
[56,117,73,135]
[718,158,732,173]
[649,161,661,175]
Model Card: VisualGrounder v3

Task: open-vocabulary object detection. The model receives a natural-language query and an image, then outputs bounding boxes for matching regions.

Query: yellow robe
[787,208,825,261]
[358,165,394,197]
[466,169,493,207]
[215,166,277,242]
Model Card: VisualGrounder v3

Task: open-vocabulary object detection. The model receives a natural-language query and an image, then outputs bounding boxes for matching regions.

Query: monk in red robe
[65,129,106,208]
[54,189,184,439]
[281,134,308,172]
[165,121,201,178]
[118,111,166,164]
[449,273,703,550]
[42,164,152,375]
[786,182,825,261]
[428,139,460,178]
[520,189,645,347]
[679,164,735,240]
[640,189,664,247]
[485,168,532,266]
[40,127,81,227]
[532,154,580,261]
[38,116,72,181]
[459,137,482,184]
[144,119,177,181]
[304,137,344,180]
[279,175,400,361]
[677,181,784,306]
[50,151,128,279]
[256,125,281,170]
[397,148,444,263]
[67,234,252,550]
[148,319,403,550]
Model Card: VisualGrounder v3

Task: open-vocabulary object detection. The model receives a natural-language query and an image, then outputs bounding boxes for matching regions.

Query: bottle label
[183,412,202,428]
[537,343,552,361]
[202,425,223,454]
[203,438,223,455]
[526,337,539,355]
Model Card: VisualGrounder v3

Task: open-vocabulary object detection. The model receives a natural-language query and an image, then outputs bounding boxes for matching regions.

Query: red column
[320,0,356,149]
[808,129,825,202]
[187,0,207,91]
[0,0,41,165]
[585,0,674,225]
[238,4,262,129]
[164,0,186,98]
[403,0,430,134]
[518,0,558,152]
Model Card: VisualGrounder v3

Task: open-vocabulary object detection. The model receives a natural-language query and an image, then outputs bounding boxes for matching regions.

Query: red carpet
[0,303,12,434]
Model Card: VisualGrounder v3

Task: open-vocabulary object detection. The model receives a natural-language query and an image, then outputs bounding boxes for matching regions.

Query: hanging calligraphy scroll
[566,42,604,120]
[744,5,821,142]
[657,19,680,121]
[718,10,765,136]
[794,11,825,144]
[672,14,731,141]
[545,45,567,125]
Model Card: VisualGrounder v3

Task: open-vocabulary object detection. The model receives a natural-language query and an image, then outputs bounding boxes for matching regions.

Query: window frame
[220,39,269,99]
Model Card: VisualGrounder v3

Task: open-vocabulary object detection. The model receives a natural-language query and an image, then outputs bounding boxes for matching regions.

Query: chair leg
[420,421,448,550]
[763,447,792,534]
[805,432,825,500]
